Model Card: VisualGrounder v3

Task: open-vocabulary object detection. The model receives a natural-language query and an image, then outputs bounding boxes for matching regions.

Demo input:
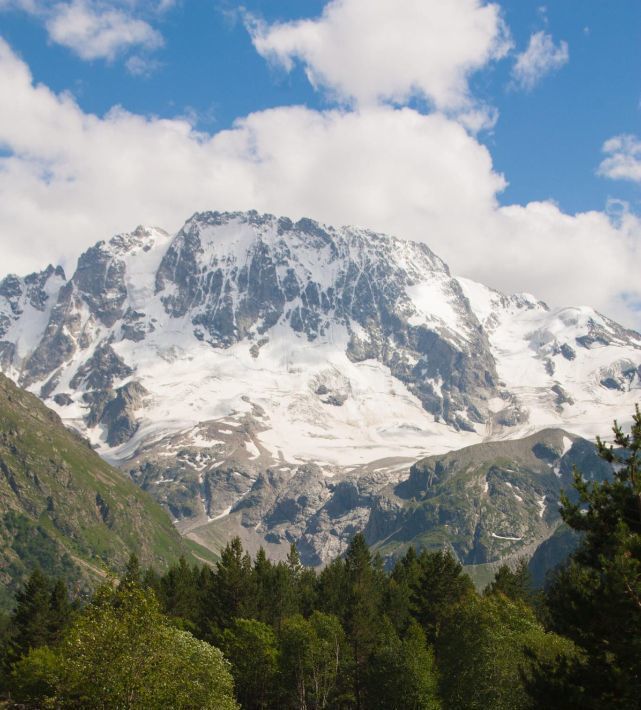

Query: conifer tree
[4,569,71,672]
[46,579,72,645]
[253,548,273,624]
[8,569,52,658]
[411,549,474,644]
[528,407,641,708]
[205,537,256,634]
[484,559,533,604]
[344,533,382,710]
[387,547,422,633]
[160,555,200,627]
[121,553,141,587]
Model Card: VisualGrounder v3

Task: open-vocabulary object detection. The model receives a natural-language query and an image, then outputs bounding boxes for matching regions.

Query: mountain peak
[0,209,640,562]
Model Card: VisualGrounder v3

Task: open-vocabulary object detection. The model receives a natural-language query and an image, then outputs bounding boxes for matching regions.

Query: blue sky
[0,0,640,324]
[2,0,638,214]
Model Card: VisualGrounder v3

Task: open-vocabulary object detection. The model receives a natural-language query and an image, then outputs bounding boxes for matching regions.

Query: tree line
[1,406,640,708]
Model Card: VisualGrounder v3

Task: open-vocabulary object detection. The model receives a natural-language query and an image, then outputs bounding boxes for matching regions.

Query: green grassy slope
[0,373,205,608]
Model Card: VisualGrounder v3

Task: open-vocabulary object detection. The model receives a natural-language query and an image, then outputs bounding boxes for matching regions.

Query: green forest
[1,408,640,709]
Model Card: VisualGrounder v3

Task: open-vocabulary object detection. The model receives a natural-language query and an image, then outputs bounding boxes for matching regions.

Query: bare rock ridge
[0,210,639,565]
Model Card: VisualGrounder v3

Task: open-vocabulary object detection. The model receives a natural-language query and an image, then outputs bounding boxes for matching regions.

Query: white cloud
[0,38,640,327]
[46,0,163,61]
[248,0,511,110]
[0,1,166,63]
[125,53,162,76]
[598,134,641,184]
[512,31,568,91]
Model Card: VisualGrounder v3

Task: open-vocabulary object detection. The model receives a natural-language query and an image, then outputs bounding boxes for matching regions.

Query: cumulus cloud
[512,31,568,91]
[0,0,165,63]
[1,38,640,326]
[46,0,163,61]
[598,134,641,184]
[248,0,511,110]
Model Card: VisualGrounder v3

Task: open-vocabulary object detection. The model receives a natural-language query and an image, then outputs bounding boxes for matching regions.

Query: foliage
[222,618,278,710]
[410,548,475,643]
[437,592,575,710]
[0,373,201,612]
[527,407,641,707]
[484,559,533,603]
[2,567,72,686]
[365,619,440,710]
[12,581,237,709]
[6,410,641,710]
[278,611,350,709]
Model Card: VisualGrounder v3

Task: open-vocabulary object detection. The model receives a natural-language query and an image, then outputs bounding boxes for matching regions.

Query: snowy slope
[0,210,640,560]
[459,277,641,442]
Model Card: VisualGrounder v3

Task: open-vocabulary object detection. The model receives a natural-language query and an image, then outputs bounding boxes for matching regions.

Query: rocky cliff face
[0,210,639,565]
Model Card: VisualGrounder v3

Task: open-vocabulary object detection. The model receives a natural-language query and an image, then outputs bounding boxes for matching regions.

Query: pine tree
[387,547,422,633]
[121,553,141,588]
[528,407,641,708]
[204,537,256,635]
[9,569,53,657]
[2,570,71,695]
[411,549,474,644]
[47,578,72,645]
[160,556,200,627]
[484,559,533,604]
[253,547,273,625]
[343,533,382,710]
[4,569,71,671]
[287,542,303,576]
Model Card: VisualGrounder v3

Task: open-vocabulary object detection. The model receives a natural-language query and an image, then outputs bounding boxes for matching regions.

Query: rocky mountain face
[0,210,639,567]
[0,373,207,609]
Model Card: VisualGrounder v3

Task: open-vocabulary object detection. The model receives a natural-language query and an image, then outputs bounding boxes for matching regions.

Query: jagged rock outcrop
[0,210,639,565]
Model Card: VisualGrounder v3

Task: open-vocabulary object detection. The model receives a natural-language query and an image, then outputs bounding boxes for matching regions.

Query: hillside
[0,373,209,608]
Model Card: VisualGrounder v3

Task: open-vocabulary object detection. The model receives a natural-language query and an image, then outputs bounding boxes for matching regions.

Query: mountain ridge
[1,209,638,564]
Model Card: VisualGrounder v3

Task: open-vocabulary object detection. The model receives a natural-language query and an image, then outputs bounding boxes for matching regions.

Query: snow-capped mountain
[1,210,639,564]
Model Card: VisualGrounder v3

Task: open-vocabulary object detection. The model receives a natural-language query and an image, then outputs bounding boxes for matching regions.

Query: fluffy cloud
[248,0,511,110]
[46,1,163,61]
[1,38,641,326]
[598,134,641,184]
[512,31,569,91]
[0,0,165,63]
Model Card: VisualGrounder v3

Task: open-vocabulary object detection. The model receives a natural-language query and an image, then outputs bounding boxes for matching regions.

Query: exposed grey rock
[0,343,15,371]
[83,381,147,446]
[53,393,73,407]
[551,383,574,409]
[560,343,576,361]
[153,211,501,430]
[22,283,84,386]
[70,342,133,391]
[72,243,128,327]
[0,210,639,569]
